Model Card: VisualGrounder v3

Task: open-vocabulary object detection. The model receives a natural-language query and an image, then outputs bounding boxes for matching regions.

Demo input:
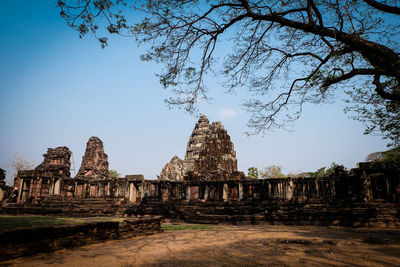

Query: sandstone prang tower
[159,115,245,181]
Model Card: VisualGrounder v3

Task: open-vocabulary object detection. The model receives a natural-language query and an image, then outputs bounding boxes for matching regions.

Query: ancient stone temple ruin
[76,136,109,180]
[185,114,244,180]
[13,147,72,203]
[3,116,400,227]
[35,146,72,177]
[159,114,245,181]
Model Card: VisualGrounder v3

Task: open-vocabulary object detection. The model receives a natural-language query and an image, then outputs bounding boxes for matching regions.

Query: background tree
[365,147,400,170]
[109,169,120,179]
[247,167,259,179]
[8,156,36,186]
[9,156,35,172]
[310,162,346,177]
[57,0,400,142]
[384,148,400,171]
[345,82,400,147]
[260,165,286,178]
[365,151,385,162]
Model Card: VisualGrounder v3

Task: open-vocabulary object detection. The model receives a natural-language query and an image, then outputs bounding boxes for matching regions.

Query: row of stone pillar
[141,179,337,203]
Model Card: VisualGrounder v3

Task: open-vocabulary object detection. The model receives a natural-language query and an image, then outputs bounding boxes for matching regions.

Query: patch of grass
[161,223,219,231]
[0,215,125,232]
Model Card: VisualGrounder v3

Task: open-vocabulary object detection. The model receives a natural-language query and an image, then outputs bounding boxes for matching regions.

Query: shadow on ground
[3,225,400,267]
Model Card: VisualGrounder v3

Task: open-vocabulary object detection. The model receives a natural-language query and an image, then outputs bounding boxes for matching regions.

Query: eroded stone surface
[160,114,242,181]
[183,114,244,181]
[34,146,72,177]
[76,137,109,180]
[158,155,186,181]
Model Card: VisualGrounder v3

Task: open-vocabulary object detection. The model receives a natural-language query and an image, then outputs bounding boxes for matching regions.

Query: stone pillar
[190,185,199,200]
[223,183,228,202]
[138,184,144,200]
[186,184,191,200]
[385,177,390,200]
[28,178,34,198]
[286,179,293,200]
[360,171,372,202]
[238,183,244,200]
[97,183,102,197]
[129,183,137,203]
[17,179,23,203]
[161,185,169,202]
[278,182,282,198]
[74,181,77,197]
[203,184,209,200]
[150,183,156,196]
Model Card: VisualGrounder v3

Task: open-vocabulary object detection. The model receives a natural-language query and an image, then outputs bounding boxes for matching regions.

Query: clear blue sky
[0,1,389,184]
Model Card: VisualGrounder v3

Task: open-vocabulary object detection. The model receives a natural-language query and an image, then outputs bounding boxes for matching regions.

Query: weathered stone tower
[35,146,72,177]
[184,114,213,173]
[184,114,241,181]
[76,136,109,180]
[160,114,244,181]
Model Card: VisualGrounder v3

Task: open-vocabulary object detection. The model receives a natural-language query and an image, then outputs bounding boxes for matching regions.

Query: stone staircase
[1,196,129,216]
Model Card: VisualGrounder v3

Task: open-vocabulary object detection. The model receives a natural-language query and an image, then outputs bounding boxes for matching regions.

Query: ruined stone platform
[1,196,129,216]
[126,199,400,228]
[0,216,162,261]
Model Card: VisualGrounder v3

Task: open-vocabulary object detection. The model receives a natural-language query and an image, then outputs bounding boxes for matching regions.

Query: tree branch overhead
[57,0,400,146]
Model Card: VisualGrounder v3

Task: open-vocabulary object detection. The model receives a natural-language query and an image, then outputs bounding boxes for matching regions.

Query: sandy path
[3,225,400,266]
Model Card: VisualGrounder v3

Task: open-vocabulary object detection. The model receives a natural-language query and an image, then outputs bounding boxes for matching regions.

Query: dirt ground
[2,224,400,267]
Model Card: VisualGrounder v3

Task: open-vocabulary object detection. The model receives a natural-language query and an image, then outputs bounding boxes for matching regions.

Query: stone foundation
[4,132,399,228]
[126,199,400,228]
[0,216,162,261]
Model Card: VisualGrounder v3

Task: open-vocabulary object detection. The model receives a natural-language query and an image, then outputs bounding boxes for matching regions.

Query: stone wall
[9,161,400,206]
[5,162,400,228]
[0,217,162,261]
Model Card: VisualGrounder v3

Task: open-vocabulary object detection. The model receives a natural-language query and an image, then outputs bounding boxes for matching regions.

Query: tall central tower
[184,114,242,181]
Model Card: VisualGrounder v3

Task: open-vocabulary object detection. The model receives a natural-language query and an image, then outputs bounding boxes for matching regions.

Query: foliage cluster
[252,162,347,179]
[9,156,35,172]
[247,167,259,179]
[366,147,400,170]
[260,165,286,179]
[309,162,346,178]
[108,169,121,179]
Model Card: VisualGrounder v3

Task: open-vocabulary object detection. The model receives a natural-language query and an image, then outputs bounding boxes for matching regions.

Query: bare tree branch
[363,0,400,15]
